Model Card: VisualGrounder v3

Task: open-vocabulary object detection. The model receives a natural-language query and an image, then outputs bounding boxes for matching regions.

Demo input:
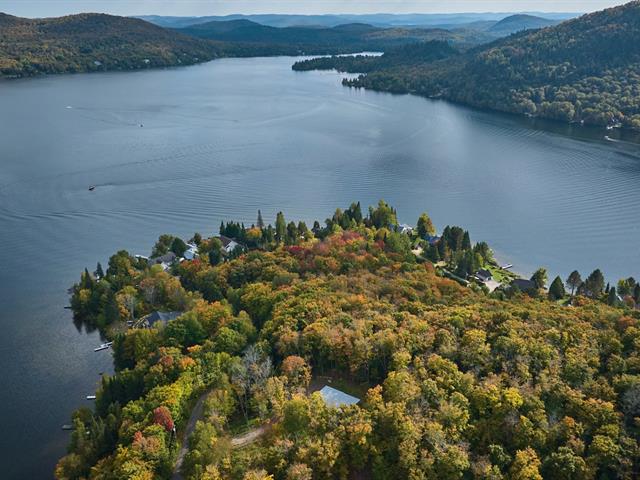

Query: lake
[1,55,639,478]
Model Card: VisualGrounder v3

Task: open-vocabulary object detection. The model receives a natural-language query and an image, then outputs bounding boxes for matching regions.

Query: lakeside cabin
[511,278,537,292]
[183,243,199,261]
[140,311,183,329]
[148,252,177,271]
[475,269,493,283]
[425,234,441,246]
[219,235,245,255]
[397,224,414,235]
[318,385,360,408]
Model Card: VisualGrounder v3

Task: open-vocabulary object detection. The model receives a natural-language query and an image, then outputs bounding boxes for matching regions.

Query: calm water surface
[1,56,639,478]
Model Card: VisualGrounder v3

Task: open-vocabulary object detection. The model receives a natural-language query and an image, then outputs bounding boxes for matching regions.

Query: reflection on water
[0,56,639,478]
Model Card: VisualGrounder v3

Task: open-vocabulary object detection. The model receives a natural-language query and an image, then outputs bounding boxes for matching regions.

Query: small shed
[318,386,360,408]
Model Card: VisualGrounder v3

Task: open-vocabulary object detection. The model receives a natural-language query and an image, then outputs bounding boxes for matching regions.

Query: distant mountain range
[2,10,562,78]
[137,12,578,29]
[486,14,559,34]
[300,1,640,130]
[174,19,491,52]
[0,13,222,77]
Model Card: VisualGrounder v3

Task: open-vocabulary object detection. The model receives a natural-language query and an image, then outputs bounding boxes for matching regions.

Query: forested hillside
[177,19,490,53]
[300,1,640,130]
[293,41,458,74]
[0,13,224,77]
[56,202,640,479]
[487,14,558,34]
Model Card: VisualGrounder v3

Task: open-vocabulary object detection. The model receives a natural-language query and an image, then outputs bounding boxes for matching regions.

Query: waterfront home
[183,243,199,261]
[511,278,537,292]
[425,235,441,246]
[219,235,245,255]
[476,269,493,282]
[149,252,177,271]
[318,385,360,408]
[140,311,183,329]
[398,224,414,235]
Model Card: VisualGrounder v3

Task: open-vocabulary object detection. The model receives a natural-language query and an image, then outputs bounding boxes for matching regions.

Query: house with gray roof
[141,311,183,329]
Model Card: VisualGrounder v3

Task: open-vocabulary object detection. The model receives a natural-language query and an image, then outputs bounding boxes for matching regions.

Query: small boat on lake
[86,395,96,400]
[61,424,74,431]
[88,185,96,191]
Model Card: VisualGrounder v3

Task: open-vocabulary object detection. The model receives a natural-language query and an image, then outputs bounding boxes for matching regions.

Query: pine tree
[219,221,225,236]
[104,290,120,324]
[95,262,104,279]
[566,270,582,297]
[634,283,640,304]
[549,276,566,300]
[416,213,435,238]
[585,269,605,298]
[462,231,472,250]
[257,210,265,229]
[607,286,618,305]
[275,212,286,244]
[531,268,548,290]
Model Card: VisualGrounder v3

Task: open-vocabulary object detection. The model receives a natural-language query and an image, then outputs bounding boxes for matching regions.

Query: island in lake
[57,201,640,479]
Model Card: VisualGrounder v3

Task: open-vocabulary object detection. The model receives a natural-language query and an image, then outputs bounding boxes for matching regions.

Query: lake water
[1,56,639,478]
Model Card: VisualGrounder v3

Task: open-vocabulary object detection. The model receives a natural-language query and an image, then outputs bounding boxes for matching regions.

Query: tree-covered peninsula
[294,1,640,130]
[56,201,640,479]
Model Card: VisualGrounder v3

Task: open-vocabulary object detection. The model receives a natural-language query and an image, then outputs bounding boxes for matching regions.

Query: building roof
[149,252,176,265]
[183,244,199,260]
[477,269,492,280]
[144,311,183,328]
[318,385,360,408]
[511,278,537,291]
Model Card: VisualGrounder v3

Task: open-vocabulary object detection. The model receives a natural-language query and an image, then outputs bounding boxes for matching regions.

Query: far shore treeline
[57,200,640,479]
[3,1,640,131]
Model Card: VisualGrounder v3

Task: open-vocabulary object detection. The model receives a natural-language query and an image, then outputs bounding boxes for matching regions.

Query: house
[148,252,177,271]
[140,311,183,329]
[511,278,537,292]
[318,386,360,408]
[476,269,492,283]
[183,243,199,261]
[425,235,441,246]
[398,224,414,235]
[218,235,245,255]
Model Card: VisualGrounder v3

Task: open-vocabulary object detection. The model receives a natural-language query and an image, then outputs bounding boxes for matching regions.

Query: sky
[1,0,628,18]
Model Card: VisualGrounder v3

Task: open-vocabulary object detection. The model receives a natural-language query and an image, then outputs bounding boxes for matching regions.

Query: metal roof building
[318,385,360,408]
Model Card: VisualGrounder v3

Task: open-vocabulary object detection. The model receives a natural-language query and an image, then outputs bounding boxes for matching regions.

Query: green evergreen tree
[257,210,265,229]
[585,269,605,298]
[531,268,548,290]
[416,213,435,238]
[104,289,120,325]
[286,221,298,245]
[549,276,566,300]
[208,238,223,266]
[95,262,104,279]
[170,237,188,257]
[607,286,618,305]
[275,212,287,244]
[566,270,582,297]
[462,231,472,250]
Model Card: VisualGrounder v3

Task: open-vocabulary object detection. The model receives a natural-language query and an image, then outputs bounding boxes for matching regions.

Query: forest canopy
[294,1,640,130]
[57,202,640,480]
